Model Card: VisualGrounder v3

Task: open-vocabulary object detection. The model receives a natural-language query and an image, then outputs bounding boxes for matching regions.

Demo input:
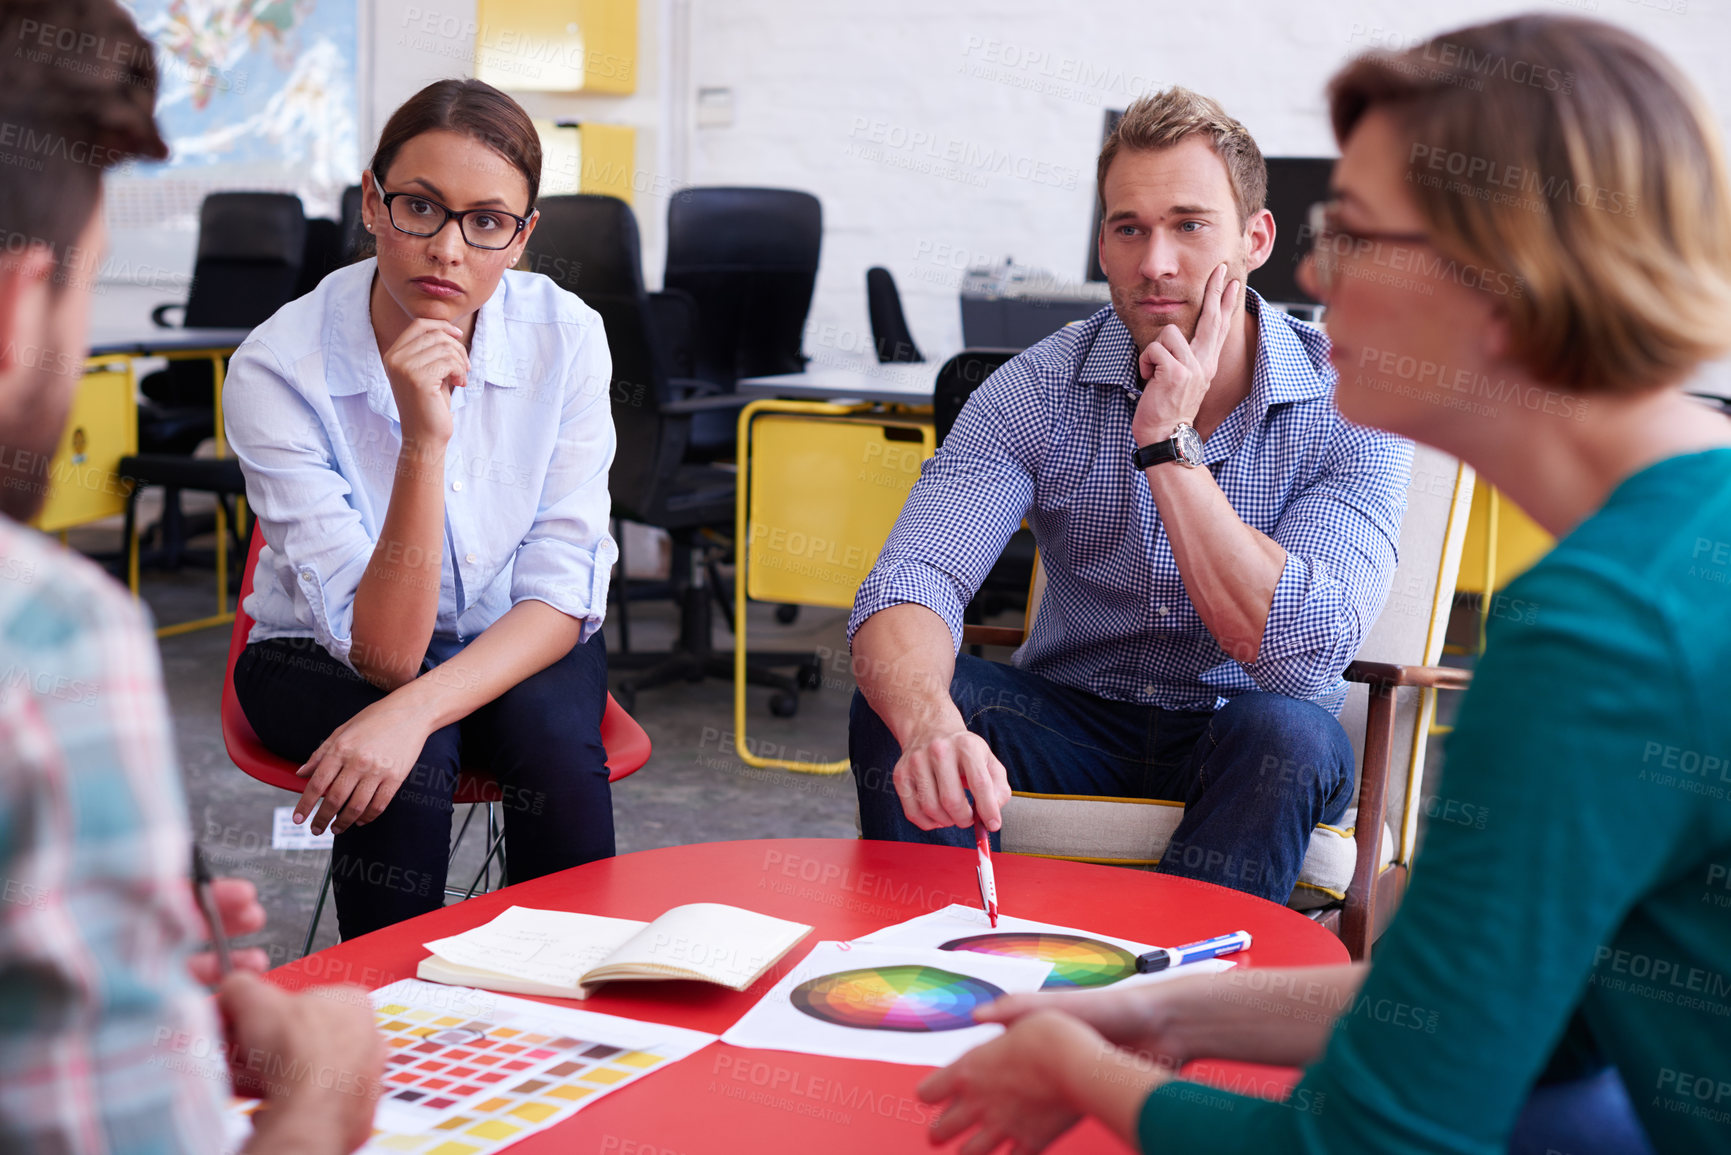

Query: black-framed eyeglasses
[1303,201,1431,293]
[374,175,530,250]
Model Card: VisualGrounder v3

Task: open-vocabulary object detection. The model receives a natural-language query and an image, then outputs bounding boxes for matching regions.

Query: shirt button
[1156,605,1169,616]
[465,553,477,565]
[299,569,314,582]
[451,479,463,492]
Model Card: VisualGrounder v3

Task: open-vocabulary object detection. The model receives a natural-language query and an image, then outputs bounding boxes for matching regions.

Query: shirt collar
[325,259,521,424]
[1080,289,1328,396]
[1078,288,1334,458]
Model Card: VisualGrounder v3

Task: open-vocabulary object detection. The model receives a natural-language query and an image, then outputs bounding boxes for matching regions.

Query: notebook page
[422,906,649,988]
[591,903,812,988]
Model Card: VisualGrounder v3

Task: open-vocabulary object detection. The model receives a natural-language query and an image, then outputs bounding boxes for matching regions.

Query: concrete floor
[76,509,1459,968]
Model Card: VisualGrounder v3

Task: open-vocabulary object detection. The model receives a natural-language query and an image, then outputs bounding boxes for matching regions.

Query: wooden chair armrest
[1343,660,1472,691]
[960,625,1027,648]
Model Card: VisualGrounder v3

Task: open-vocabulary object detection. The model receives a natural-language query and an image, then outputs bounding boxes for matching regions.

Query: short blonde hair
[1328,15,1731,395]
[1096,88,1266,226]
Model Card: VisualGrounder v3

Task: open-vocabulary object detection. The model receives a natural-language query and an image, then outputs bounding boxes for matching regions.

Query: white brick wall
[685,0,1728,365]
[96,0,1731,399]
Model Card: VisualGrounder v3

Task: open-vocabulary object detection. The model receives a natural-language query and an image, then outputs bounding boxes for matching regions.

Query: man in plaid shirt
[0,2,380,1151]
[849,89,1412,904]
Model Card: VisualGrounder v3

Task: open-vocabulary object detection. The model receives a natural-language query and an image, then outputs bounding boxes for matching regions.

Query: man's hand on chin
[1133,262,1241,445]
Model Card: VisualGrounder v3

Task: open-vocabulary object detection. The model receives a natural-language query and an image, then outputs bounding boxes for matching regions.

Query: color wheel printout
[857,904,1237,990]
[720,941,1053,1067]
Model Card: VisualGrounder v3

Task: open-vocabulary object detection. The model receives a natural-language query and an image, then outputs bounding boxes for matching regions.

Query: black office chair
[130,193,307,573]
[866,266,923,363]
[663,187,822,460]
[338,184,366,263]
[933,350,1038,637]
[525,194,818,715]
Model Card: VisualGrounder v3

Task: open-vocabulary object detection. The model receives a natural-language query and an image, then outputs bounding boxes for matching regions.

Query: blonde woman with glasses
[921,15,1731,1155]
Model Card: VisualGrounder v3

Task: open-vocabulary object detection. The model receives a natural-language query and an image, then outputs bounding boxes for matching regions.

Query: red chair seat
[221,527,649,805]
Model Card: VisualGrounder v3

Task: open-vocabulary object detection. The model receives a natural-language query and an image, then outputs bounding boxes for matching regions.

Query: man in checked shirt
[849,88,1413,904]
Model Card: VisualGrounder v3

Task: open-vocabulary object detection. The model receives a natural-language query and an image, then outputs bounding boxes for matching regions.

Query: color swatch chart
[227,979,715,1155]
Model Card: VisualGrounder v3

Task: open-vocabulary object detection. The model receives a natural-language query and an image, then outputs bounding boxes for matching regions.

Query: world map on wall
[112,0,359,225]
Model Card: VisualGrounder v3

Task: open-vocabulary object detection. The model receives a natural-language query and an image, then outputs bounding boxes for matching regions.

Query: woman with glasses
[224,79,617,939]
[920,15,1731,1155]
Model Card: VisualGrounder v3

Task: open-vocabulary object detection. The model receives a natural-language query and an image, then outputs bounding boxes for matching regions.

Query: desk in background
[268,838,1349,1154]
[84,325,252,634]
[737,361,938,406]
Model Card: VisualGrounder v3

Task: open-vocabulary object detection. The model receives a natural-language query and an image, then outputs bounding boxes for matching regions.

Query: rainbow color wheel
[790,966,1004,1032]
[939,933,1139,989]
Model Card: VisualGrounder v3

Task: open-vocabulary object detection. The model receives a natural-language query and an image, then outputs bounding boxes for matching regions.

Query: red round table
[271,839,1348,1153]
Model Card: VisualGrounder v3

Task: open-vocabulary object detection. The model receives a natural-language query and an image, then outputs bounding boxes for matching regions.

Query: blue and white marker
[1134,930,1253,974]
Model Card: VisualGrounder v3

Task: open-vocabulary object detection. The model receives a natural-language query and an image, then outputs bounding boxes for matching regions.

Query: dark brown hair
[1097,87,1267,226]
[1328,15,1731,395]
[0,0,167,277]
[370,79,542,215]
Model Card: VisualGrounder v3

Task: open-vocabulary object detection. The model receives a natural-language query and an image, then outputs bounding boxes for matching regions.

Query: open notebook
[417,904,813,999]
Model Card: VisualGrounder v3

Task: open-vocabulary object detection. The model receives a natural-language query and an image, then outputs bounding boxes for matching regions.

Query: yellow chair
[733,399,936,773]
[31,356,137,537]
[1452,483,1553,651]
[963,443,1477,960]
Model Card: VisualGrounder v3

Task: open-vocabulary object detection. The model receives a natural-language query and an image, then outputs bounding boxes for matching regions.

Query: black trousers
[233,632,614,940]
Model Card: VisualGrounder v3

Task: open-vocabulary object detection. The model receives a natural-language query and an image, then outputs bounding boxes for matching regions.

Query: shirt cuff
[847,558,969,651]
[510,536,618,643]
[1243,552,1352,701]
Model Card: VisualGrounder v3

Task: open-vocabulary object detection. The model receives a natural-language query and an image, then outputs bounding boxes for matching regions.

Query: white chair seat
[999,794,1394,911]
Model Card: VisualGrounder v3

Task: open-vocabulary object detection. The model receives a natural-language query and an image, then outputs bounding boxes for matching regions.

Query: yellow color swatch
[546,1083,594,1101]
[464,1119,523,1141]
[374,1137,433,1152]
[433,1116,474,1131]
[380,1004,410,1014]
[508,1100,559,1123]
[473,1097,512,1113]
[580,1067,628,1085]
[426,1143,483,1155]
[614,1051,662,1069]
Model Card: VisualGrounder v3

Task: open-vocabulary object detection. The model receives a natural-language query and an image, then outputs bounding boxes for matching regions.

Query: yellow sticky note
[508,1100,559,1123]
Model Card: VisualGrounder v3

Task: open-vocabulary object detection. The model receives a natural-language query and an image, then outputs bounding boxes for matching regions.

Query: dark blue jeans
[850,655,1354,904]
[234,632,614,940]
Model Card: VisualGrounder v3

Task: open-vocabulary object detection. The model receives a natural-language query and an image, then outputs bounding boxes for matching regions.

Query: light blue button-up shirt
[223,258,618,671]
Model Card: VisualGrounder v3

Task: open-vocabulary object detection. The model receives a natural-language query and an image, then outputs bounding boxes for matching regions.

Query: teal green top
[1140,448,1731,1153]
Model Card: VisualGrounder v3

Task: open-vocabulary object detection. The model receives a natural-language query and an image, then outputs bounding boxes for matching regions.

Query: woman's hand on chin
[382,315,469,447]
[292,688,436,835]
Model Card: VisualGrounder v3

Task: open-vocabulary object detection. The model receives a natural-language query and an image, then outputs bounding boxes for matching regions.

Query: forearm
[1165,963,1365,1067]
[1143,464,1285,662]
[352,436,449,688]
[391,599,584,732]
[851,603,963,743]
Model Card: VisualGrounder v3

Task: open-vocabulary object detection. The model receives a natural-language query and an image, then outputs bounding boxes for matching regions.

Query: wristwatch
[1132,422,1204,470]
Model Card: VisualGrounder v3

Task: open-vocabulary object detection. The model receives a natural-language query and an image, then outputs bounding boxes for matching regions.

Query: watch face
[1176,424,1204,466]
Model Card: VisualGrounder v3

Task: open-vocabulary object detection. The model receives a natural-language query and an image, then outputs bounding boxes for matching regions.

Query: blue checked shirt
[848,293,1413,713]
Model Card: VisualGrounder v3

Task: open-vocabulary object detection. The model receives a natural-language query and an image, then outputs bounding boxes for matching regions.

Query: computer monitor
[1250,157,1336,307]
[1084,126,1336,309]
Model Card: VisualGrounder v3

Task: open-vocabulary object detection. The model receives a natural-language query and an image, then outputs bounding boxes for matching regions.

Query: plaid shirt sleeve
[847,356,1045,650]
[1244,423,1413,699]
[0,527,226,1155]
